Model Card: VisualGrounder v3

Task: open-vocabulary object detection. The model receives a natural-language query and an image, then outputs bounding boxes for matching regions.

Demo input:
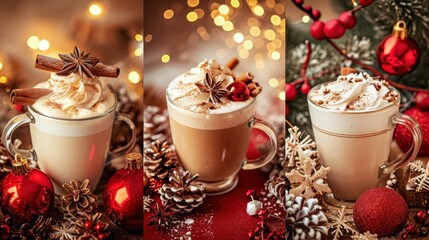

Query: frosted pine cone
[144,140,177,180]
[286,191,328,240]
[144,106,170,148]
[159,170,206,212]
[265,170,288,204]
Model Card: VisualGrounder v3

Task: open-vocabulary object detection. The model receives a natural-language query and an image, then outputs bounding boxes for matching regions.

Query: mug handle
[379,113,422,176]
[1,112,38,161]
[107,112,136,160]
[242,117,278,170]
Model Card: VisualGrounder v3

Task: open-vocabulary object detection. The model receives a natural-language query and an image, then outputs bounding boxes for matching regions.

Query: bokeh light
[135,34,143,41]
[164,9,174,19]
[38,39,50,51]
[187,0,199,7]
[252,5,264,16]
[89,4,102,16]
[302,15,310,23]
[187,12,198,22]
[128,71,140,84]
[222,21,234,31]
[279,91,285,100]
[233,33,244,43]
[161,54,170,63]
[27,36,40,49]
[219,5,230,15]
[269,78,279,87]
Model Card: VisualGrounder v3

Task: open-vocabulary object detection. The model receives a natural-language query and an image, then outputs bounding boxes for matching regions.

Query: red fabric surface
[143,170,268,239]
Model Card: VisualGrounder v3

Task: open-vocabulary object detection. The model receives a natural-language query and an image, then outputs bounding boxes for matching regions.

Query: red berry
[415,91,429,110]
[81,234,92,240]
[227,81,250,101]
[414,210,427,224]
[310,21,325,40]
[406,224,418,236]
[84,221,93,230]
[94,222,107,232]
[294,0,303,5]
[339,11,357,29]
[303,6,312,12]
[248,231,255,239]
[324,19,346,39]
[13,104,23,112]
[401,232,408,240]
[300,82,311,95]
[246,189,255,197]
[312,10,321,21]
[285,83,297,101]
[257,209,268,219]
[359,0,374,7]
[254,226,261,233]
[97,233,108,240]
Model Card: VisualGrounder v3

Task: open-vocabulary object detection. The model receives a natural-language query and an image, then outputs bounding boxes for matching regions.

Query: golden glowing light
[256,60,265,69]
[264,30,276,40]
[269,78,279,88]
[216,49,226,57]
[302,15,310,23]
[27,36,40,49]
[279,91,286,100]
[253,5,264,16]
[231,0,240,8]
[211,10,220,19]
[275,4,285,14]
[273,39,282,48]
[164,9,174,19]
[38,39,50,51]
[195,8,205,18]
[239,49,249,59]
[145,34,153,43]
[271,51,281,60]
[0,76,7,84]
[161,54,170,63]
[0,62,2,71]
[187,12,198,22]
[128,71,140,84]
[187,0,199,7]
[214,15,225,26]
[243,40,253,50]
[89,4,102,16]
[247,0,258,6]
[266,0,276,8]
[219,5,230,15]
[233,33,244,43]
[250,26,261,37]
[222,21,234,31]
[271,15,281,25]
[135,34,143,41]
[134,48,143,56]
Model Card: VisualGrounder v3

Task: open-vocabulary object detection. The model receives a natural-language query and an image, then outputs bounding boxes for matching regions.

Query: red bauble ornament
[0,155,54,225]
[359,0,374,6]
[339,11,357,29]
[104,153,143,232]
[415,92,429,110]
[414,210,428,224]
[246,128,270,160]
[376,20,420,76]
[310,21,325,40]
[285,83,297,101]
[227,81,250,101]
[300,82,311,95]
[353,187,408,237]
[323,19,346,39]
[394,107,429,156]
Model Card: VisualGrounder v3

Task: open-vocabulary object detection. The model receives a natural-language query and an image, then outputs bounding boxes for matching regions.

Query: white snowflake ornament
[286,126,317,168]
[407,160,429,192]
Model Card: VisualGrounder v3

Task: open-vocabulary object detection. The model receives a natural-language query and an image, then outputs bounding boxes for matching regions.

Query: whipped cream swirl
[168,59,253,113]
[32,72,115,119]
[309,72,399,111]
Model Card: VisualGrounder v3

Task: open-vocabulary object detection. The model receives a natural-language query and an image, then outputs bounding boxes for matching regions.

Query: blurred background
[144,0,285,125]
[0,0,143,132]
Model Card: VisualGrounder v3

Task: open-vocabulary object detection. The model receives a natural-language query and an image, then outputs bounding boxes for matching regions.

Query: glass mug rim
[27,97,117,122]
[307,81,401,114]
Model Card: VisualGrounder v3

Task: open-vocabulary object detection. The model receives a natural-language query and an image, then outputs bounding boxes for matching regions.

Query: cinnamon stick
[341,67,357,76]
[236,72,254,83]
[35,55,120,78]
[251,86,262,97]
[247,82,258,91]
[11,88,53,105]
[225,57,239,70]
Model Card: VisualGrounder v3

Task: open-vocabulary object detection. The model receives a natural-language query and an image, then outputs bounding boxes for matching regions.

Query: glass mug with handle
[2,99,136,195]
[307,81,422,204]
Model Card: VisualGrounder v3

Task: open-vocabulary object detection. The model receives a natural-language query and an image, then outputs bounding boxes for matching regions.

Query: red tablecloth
[144,170,271,239]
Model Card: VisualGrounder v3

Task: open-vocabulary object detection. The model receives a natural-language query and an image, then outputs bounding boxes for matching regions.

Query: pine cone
[13,216,52,240]
[61,179,98,219]
[159,171,205,212]
[144,140,177,180]
[286,191,328,240]
[265,170,288,204]
[144,106,170,148]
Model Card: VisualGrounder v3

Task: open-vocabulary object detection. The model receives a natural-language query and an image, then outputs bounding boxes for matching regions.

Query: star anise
[195,73,230,104]
[148,203,175,230]
[57,46,99,79]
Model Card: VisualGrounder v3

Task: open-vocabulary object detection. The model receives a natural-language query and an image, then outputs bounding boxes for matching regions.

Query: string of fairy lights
[146,0,285,101]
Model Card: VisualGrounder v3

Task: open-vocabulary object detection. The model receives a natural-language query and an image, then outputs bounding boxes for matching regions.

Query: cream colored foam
[32,73,115,119]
